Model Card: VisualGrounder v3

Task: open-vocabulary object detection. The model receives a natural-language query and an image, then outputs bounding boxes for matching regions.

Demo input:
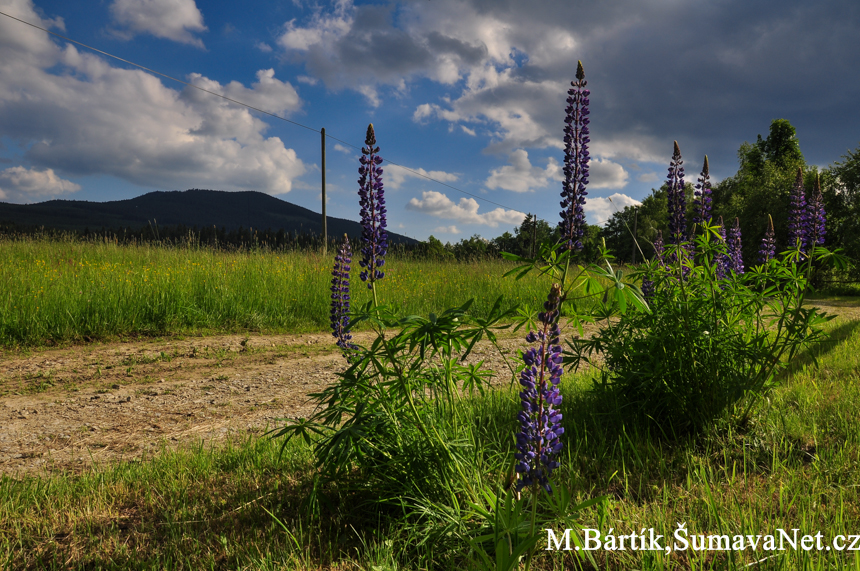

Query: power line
[0,9,526,215]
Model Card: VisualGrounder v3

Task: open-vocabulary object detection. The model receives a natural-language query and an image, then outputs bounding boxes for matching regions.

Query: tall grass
[0,236,580,347]
[3,317,860,570]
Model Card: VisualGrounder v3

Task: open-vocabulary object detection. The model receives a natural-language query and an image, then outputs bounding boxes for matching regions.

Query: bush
[568,223,844,434]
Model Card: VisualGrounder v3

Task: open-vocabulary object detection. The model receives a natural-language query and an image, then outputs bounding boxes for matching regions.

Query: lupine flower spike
[808,173,826,249]
[758,215,776,264]
[330,235,355,355]
[666,141,686,245]
[653,230,665,262]
[692,155,712,230]
[787,167,808,253]
[642,231,664,301]
[727,217,744,275]
[358,123,388,288]
[559,61,590,252]
[716,216,730,280]
[515,283,564,493]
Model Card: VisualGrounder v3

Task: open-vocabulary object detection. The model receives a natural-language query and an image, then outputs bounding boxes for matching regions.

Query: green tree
[712,119,808,262]
[823,143,860,270]
[419,235,453,259]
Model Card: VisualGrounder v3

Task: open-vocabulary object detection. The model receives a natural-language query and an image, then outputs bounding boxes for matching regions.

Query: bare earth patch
[0,327,532,478]
[1,300,857,478]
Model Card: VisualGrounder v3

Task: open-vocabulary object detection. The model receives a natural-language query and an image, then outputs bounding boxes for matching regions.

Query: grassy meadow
[0,236,584,348]
[3,316,860,569]
[3,235,860,570]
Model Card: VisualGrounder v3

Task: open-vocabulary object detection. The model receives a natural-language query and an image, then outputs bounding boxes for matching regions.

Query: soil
[1,299,858,479]
[0,327,532,479]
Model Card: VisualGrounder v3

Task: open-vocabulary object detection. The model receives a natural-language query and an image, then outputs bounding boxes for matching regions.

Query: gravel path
[1,298,857,479]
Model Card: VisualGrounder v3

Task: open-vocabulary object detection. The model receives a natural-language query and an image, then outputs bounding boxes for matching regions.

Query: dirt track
[0,328,528,478]
[1,299,858,479]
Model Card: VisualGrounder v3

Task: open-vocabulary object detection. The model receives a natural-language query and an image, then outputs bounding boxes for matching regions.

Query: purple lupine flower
[330,236,354,355]
[666,141,687,245]
[653,230,665,261]
[358,123,388,287]
[807,173,826,249]
[715,216,730,280]
[727,217,744,275]
[787,167,808,253]
[692,155,712,229]
[559,61,590,252]
[515,283,564,493]
[642,231,664,302]
[758,215,776,264]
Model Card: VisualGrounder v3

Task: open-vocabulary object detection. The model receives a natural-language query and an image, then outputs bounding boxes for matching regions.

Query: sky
[0,0,858,242]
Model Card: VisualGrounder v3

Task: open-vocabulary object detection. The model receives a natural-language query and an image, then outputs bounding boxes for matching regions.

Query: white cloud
[109,0,207,47]
[589,157,629,189]
[296,75,318,85]
[461,125,476,136]
[637,172,659,183]
[584,193,641,225]
[406,190,525,227]
[0,5,307,201]
[0,166,80,201]
[386,165,459,190]
[433,225,459,234]
[333,143,352,154]
[591,137,667,165]
[255,42,273,53]
[484,149,562,193]
[277,0,492,93]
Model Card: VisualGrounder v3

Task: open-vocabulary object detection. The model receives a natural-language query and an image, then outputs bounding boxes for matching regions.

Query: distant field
[0,237,587,348]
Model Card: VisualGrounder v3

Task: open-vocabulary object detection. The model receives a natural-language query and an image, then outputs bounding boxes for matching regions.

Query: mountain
[0,189,418,244]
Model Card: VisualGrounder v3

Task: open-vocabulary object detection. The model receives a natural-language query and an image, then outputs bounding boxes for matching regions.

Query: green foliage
[822,143,860,275]
[601,183,695,264]
[0,237,567,347]
[570,223,846,433]
[711,119,810,263]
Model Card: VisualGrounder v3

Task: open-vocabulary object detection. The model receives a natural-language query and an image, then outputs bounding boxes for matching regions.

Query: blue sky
[0,0,858,241]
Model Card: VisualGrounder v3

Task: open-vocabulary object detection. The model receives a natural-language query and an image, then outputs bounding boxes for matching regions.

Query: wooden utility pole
[321,127,327,255]
[631,207,638,264]
[530,214,537,258]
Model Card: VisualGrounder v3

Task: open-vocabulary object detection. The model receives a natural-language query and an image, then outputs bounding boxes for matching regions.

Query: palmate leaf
[266,417,329,458]
[460,295,518,361]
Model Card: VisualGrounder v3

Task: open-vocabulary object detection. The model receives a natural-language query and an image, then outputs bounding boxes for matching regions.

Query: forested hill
[0,189,418,244]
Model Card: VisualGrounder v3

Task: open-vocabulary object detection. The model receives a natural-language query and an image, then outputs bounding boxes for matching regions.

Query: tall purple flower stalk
[807,173,826,249]
[515,283,564,493]
[716,217,730,280]
[358,123,388,288]
[642,231,664,302]
[727,217,744,275]
[653,231,665,261]
[559,61,590,252]
[758,215,776,264]
[666,141,687,245]
[787,167,808,253]
[330,236,354,354]
[692,155,712,228]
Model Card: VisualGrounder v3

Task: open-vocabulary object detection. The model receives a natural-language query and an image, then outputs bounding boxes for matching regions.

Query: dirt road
[2,298,857,478]
[0,328,527,478]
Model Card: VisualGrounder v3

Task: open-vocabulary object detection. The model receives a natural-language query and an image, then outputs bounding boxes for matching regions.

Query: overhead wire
[0,9,526,215]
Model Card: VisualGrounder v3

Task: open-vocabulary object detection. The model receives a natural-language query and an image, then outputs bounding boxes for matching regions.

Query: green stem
[524,485,539,571]
[371,279,379,309]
